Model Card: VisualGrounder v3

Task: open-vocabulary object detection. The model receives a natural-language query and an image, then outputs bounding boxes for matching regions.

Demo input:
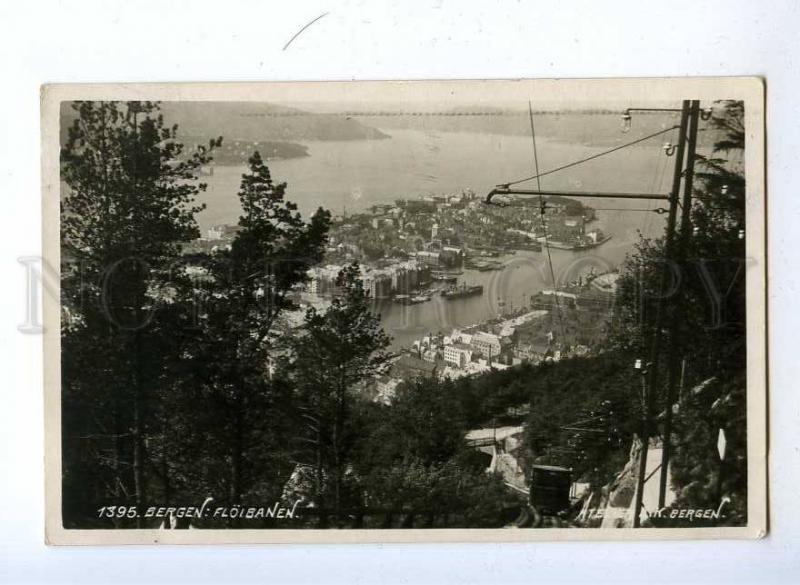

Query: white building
[471,332,502,359]
[415,250,440,266]
[450,328,473,346]
[444,343,473,368]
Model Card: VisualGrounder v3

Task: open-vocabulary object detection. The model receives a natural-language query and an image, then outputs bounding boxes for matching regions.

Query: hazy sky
[281,99,684,114]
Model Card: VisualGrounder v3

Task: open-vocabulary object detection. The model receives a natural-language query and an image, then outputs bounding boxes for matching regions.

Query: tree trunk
[332,424,342,524]
[315,427,328,528]
[132,392,144,527]
[132,328,145,528]
[161,417,171,502]
[230,395,245,527]
[112,401,124,529]
[332,374,346,523]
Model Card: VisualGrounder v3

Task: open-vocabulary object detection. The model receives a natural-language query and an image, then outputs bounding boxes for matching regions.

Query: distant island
[184,137,309,165]
[157,101,390,142]
[59,101,390,161]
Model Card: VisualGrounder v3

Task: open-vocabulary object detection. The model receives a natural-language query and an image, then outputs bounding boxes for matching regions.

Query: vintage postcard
[41,78,766,544]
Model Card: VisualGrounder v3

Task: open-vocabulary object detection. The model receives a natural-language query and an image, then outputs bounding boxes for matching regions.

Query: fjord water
[196,123,673,348]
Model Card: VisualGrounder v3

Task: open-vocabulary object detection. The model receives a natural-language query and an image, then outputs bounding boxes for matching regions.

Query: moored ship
[544,234,613,251]
[431,273,458,283]
[441,283,484,300]
[393,293,431,305]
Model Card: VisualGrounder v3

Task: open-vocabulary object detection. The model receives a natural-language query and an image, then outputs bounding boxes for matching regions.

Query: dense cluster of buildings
[370,270,620,404]
[178,193,618,409]
[323,189,599,264]
[307,260,433,299]
[368,309,563,404]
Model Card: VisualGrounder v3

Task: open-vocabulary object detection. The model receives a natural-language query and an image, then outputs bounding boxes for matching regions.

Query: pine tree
[175,152,331,516]
[60,101,220,526]
[289,262,392,523]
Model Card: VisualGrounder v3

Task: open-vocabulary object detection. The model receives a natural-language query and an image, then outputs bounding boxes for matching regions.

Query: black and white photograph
[41,79,766,543]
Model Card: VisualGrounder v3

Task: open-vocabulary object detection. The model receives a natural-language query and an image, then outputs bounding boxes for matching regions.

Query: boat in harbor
[465,258,504,271]
[572,234,613,250]
[514,241,543,252]
[431,269,463,276]
[393,293,431,305]
[545,234,613,251]
[441,283,484,300]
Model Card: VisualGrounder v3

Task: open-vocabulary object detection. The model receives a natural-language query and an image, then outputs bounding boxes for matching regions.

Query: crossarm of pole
[622,107,713,125]
[484,186,675,204]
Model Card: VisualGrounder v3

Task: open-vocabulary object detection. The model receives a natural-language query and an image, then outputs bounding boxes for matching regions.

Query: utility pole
[657,100,701,509]
[631,100,691,527]
[484,100,700,526]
